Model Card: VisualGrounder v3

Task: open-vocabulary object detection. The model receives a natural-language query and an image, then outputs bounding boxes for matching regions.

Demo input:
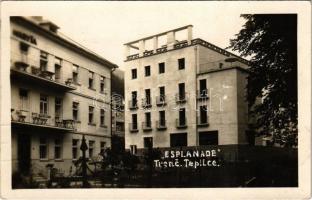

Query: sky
[7,2,248,69]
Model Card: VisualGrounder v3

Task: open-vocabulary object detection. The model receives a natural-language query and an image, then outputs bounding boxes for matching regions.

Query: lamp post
[80,135,89,187]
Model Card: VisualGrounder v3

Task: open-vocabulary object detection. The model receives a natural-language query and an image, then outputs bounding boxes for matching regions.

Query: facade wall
[124,47,197,149]
[124,42,249,149]
[11,18,113,176]
[197,69,247,144]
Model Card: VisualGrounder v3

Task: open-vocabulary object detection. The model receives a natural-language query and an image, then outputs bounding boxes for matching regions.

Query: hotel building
[10,17,117,177]
[124,25,250,152]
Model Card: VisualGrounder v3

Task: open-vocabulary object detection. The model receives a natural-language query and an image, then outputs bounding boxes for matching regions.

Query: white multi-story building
[10,17,117,176]
[123,25,250,152]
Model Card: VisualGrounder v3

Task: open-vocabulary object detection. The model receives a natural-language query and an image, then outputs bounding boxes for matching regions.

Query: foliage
[228,14,297,147]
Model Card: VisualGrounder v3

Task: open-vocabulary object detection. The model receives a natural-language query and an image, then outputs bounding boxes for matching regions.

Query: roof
[11,16,118,69]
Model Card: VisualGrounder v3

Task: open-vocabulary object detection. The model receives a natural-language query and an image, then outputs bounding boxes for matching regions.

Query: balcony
[176,118,187,129]
[142,121,152,132]
[156,95,166,106]
[11,64,76,92]
[156,120,167,130]
[197,116,209,127]
[129,123,139,133]
[141,98,152,109]
[128,100,138,110]
[197,89,209,100]
[175,93,187,104]
[11,109,75,132]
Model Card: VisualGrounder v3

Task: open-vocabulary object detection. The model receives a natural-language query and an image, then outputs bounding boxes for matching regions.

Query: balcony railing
[197,89,209,100]
[142,121,152,131]
[143,50,154,56]
[127,54,139,60]
[128,100,138,110]
[156,95,166,106]
[156,46,167,53]
[176,118,187,129]
[11,109,75,131]
[129,123,139,133]
[156,120,167,130]
[141,98,152,108]
[197,116,209,127]
[175,93,187,103]
[173,40,188,49]
[11,64,76,92]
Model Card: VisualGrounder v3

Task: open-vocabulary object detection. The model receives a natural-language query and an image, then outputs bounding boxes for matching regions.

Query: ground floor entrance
[17,133,31,174]
[199,131,219,145]
[170,133,187,147]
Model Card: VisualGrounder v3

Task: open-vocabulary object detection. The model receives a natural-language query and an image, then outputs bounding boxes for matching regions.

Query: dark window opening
[132,69,137,79]
[178,58,185,70]
[159,62,165,74]
[200,105,208,124]
[145,66,151,76]
[178,83,186,100]
[144,137,153,148]
[132,114,137,129]
[199,131,218,145]
[170,133,187,147]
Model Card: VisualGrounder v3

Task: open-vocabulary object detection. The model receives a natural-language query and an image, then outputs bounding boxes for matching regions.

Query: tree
[228,14,297,147]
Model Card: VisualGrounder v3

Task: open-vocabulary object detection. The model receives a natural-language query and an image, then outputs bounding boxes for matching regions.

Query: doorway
[17,134,31,174]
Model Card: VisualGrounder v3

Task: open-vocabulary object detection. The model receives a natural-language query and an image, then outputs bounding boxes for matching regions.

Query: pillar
[167,31,176,50]
[124,45,130,59]
[153,36,158,53]
[139,40,145,56]
[187,26,193,45]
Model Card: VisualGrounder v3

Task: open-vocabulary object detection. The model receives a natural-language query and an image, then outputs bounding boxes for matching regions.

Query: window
[145,89,151,105]
[178,83,186,99]
[55,97,62,120]
[19,42,29,53]
[159,110,166,126]
[100,109,105,126]
[144,137,153,148]
[72,139,79,159]
[145,66,151,77]
[88,106,94,124]
[131,69,137,79]
[178,58,185,70]
[89,141,95,158]
[131,91,137,107]
[100,142,106,154]
[200,105,208,124]
[145,112,151,128]
[100,76,105,93]
[40,94,48,115]
[72,65,79,84]
[54,139,62,159]
[170,133,187,147]
[88,71,94,89]
[39,138,48,159]
[55,57,62,81]
[159,62,165,74]
[159,86,165,101]
[73,102,79,121]
[130,145,137,155]
[179,108,186,125]
[132,114,137,129]
[19,89,29,110]
[199,131,218,145]
[199,79,207,97]
[40,51,48,71]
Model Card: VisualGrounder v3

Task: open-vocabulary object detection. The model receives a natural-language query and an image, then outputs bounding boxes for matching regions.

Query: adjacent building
[10,17,117,177]
[123,25,250,152]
